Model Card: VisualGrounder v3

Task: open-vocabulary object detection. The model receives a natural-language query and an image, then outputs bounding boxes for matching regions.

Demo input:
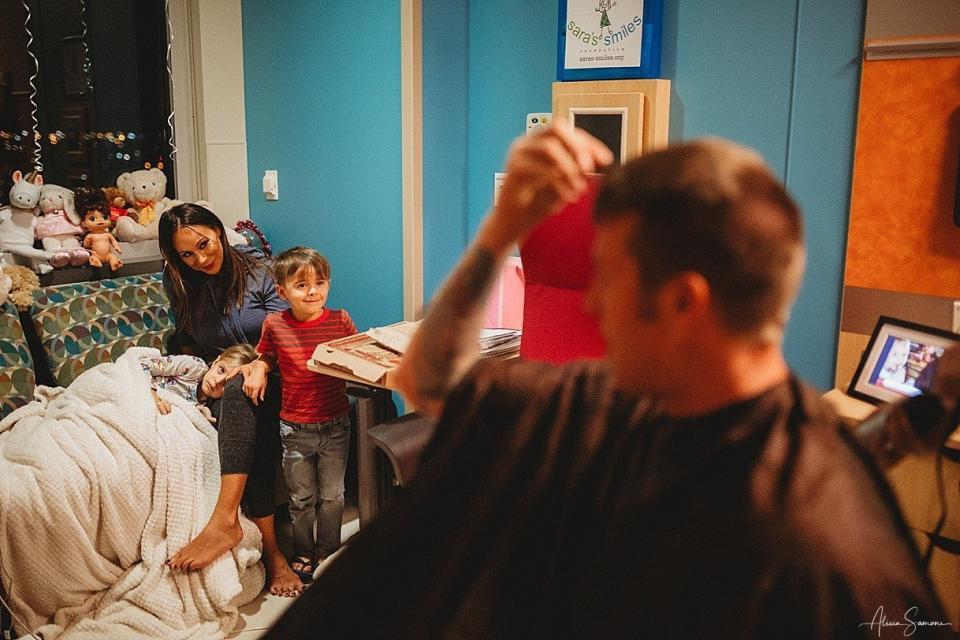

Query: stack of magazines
[309,322,523,385]
[478,328,522,358]
[368,321,521,359]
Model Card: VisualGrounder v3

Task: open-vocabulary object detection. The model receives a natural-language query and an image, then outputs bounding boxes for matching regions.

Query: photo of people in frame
[868,335,945,398]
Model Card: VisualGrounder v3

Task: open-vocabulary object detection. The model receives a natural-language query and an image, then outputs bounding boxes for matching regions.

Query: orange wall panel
[845,57,960,297]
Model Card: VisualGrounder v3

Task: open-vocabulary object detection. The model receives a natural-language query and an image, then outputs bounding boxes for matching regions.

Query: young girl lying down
[140,344,258,421]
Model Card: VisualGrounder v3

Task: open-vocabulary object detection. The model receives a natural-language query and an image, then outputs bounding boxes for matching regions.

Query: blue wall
[422,0,469,300]
[242,0,863,389]
[241,1,404,332]
[465,1,558,236]
[427,0,863,389]
[661,0,863,389]
[781,0,863,390]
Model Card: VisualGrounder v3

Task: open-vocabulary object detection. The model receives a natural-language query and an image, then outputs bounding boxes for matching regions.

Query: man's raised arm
[394,122,613,417]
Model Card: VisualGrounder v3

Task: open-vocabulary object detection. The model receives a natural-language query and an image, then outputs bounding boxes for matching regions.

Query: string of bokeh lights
[0,129,167,170]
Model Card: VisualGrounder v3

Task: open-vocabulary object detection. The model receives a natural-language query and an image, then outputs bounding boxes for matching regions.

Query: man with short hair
[266,123,952,638]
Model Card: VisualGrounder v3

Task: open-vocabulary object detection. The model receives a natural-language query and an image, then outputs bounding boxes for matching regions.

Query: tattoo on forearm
[412,245,499,399]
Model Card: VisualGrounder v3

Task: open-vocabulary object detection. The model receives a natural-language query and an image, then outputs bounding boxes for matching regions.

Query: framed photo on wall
[847,316,960,405]
[557,0,663,81]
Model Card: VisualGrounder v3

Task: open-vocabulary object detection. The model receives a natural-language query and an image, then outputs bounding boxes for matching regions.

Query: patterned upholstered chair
[28,273,175,388]
[0,302,35,419]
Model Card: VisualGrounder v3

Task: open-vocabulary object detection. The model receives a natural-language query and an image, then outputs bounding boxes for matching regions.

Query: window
[0,0,174,205]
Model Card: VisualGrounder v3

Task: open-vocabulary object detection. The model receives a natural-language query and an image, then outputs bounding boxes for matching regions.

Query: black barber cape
[266,360,950,639]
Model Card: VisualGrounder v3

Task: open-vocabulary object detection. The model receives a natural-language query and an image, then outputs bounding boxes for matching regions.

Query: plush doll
[36,184,89,268]
[101,186,137,223]
[76,187,123,271]
[0,170,55,274]
[0,272,11,307]
[114,168,173,242]
[0,264,40,310]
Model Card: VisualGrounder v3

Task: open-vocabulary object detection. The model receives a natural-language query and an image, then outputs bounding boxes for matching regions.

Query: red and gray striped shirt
[257,308,357,423]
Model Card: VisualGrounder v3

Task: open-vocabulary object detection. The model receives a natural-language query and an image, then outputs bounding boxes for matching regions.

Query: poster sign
[557,0,662,80]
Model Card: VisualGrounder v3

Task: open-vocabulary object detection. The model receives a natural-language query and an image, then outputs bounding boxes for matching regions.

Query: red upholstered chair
[518,175,605,363]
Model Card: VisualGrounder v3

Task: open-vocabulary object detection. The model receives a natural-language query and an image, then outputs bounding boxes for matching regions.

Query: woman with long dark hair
[158,203,303,597]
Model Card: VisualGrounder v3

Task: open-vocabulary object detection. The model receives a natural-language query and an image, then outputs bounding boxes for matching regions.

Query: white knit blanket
[0,347,264,639]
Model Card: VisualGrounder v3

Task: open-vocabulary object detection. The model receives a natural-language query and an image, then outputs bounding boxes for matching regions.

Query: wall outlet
[262,170,279,201]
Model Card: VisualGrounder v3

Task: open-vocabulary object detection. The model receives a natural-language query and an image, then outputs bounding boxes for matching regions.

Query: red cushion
[518,176,605,363]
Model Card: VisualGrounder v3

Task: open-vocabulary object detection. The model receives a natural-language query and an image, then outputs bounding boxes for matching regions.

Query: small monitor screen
[848,316,959,405]
[572,113,623,165]
[867,335,944,398]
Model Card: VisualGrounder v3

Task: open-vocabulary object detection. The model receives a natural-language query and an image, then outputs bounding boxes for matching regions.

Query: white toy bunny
[0,171,55,274]
[36,183,88,267]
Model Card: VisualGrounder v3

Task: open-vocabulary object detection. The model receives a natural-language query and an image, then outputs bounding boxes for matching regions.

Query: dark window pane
[0,0,174,205]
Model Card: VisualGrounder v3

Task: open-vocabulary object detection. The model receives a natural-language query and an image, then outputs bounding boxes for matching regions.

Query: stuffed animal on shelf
[0,171,55,274]
[36,184,89,268]
[0,272,11,307]
[75,187,123,271]
[114,168,173,242]
[102,186,137,224]
[0,263,40,310]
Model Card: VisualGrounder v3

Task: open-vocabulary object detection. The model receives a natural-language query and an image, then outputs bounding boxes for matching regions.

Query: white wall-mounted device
[262,170,279,201]
[494,172,507,204]
[527,113,551,135]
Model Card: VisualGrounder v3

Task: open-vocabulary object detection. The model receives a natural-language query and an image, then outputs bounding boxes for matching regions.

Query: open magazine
[307,321,521,385]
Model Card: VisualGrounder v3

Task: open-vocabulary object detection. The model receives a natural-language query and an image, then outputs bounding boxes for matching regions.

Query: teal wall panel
[242,0,862,389]
[782,0,864,387]
[450,0,863,389]
[661,0,797,173]
[423,0,469,300]
[465,0,558,235]
[241,0,404,331]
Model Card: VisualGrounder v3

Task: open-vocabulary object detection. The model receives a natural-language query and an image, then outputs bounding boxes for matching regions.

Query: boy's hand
[231,360,271,405]
[152,390,171,415]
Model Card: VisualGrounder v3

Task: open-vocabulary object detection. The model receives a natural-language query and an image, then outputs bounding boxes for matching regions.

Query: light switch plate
[494,173,507,204]
[263,170,279,201]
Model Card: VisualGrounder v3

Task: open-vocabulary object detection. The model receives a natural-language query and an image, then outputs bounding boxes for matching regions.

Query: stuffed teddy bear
[102,186,137,224]
[0,170,55,274]
[114,168,173,242]
[76,187,123,271]
[0,263,40,310]
[36,184,89,268]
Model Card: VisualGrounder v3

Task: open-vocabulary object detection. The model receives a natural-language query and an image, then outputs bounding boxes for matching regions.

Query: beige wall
[196,0,249,226]
[865,0,960,39]
[169,0,249,226]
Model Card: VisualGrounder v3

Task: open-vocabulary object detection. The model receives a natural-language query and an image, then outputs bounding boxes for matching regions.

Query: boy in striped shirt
[242,246,357,583]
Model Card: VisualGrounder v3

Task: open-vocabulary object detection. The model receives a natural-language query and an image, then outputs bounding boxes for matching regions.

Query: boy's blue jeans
[279,414,351,559]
